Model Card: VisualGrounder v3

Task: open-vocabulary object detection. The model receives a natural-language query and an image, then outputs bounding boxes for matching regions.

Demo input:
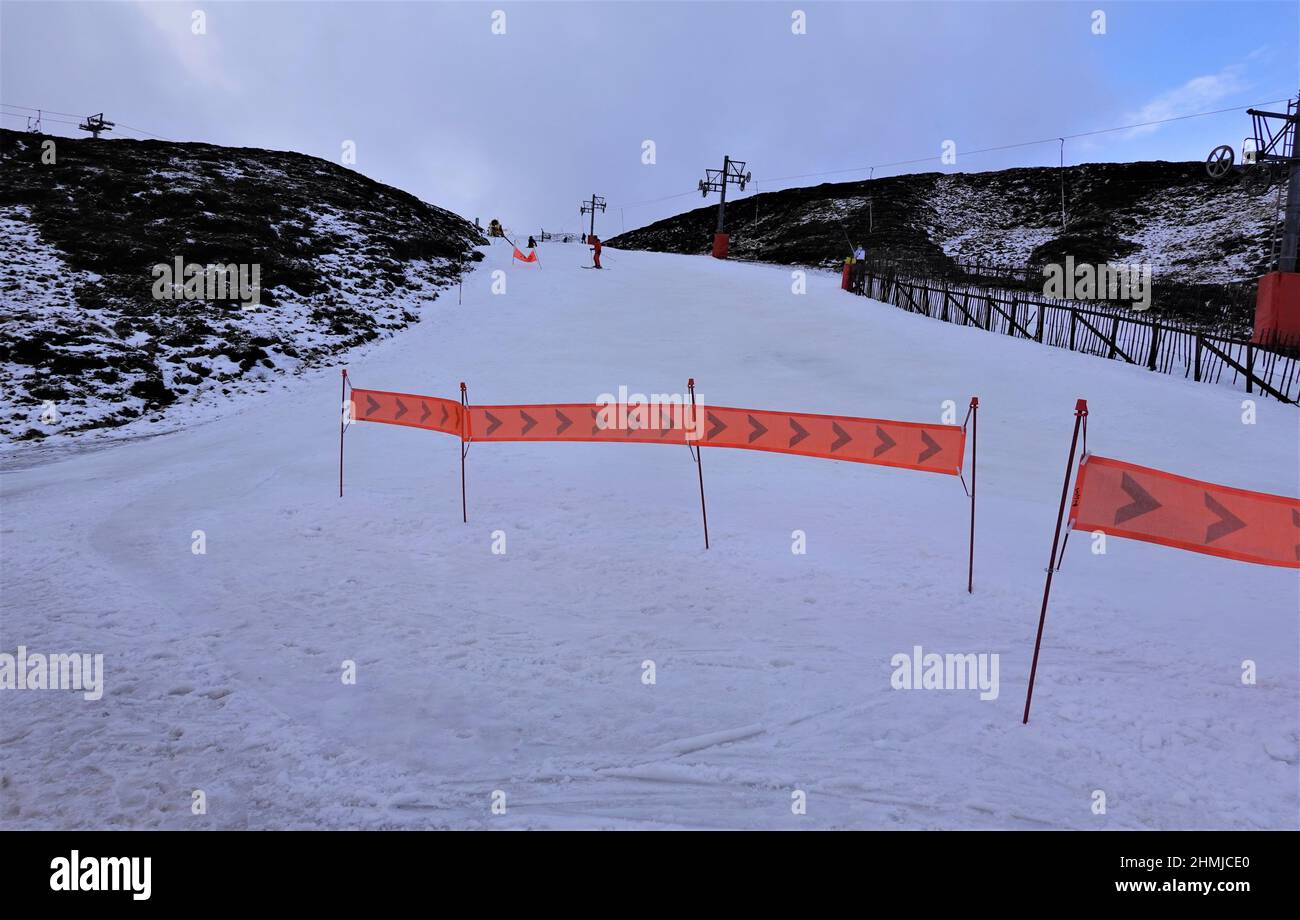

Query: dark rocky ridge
[609,161,1285,327]
[0,128,485,444]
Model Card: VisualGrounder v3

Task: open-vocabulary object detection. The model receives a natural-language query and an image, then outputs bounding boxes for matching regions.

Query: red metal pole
[1022,398,1088,724]
[688,378,709,549]
[967,396,978,593]
[459,382,469,523]
[339,368,348,498]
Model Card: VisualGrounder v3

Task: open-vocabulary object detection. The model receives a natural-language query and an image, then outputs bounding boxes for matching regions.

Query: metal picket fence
[852,261,1300,404]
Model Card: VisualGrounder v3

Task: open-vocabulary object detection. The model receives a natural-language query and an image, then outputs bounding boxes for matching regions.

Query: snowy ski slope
[1,239,1296,829]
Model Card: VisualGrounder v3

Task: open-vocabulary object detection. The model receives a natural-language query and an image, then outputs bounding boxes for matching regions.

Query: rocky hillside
[609,161,1284,286]
[0,128,485,448]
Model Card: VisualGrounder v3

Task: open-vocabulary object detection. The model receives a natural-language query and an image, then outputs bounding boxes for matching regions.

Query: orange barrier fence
[1070,455,1300,569]
[464,403,965,476]
[1022,399,1300,724]
[347,388,966,477]
[350,387,464,436]
[339,373,979,588]
[694,405,964,475]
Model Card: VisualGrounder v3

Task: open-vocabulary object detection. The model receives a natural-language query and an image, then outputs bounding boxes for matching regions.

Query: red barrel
[712,233,729,259]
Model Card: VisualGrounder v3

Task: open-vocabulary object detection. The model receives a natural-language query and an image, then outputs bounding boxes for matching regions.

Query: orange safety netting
[1070,454,1300,568]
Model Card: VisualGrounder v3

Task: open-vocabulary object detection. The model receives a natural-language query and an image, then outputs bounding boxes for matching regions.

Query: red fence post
[688,378,710,549]
[459,382,469,523]
[967,396,979,593]
[1022,398,1088,724]
[339,368,349,498]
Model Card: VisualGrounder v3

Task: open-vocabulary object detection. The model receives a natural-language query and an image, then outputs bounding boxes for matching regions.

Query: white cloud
[1123,63,1252,137]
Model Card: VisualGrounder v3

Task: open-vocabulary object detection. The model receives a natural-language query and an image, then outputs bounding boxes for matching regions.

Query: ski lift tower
[580,194,606,244]
[78,113,115,139]
[1209,96,1300,346]
[698,155,751,259]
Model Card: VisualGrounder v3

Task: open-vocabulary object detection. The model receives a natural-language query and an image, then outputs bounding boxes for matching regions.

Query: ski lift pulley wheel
[1206,144,1234,179]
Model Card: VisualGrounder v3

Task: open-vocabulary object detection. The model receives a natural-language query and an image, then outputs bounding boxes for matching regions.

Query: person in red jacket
[590,235,602,269]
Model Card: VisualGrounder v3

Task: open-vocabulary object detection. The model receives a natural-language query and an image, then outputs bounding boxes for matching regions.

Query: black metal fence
[852,262,1300,404]
[862,255,1261,335]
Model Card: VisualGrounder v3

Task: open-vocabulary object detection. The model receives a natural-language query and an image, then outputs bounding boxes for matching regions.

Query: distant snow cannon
[698,155,751,259]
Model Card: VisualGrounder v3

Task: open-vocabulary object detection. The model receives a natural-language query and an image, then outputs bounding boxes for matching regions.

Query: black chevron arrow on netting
[1114,473,1161,524]
[830,422,851,452]
[1203,493,1246,544]
[520,411,537,436]
[917,431,941,463]
[440,404,449,426]
[872,425,895,457]
[420,402,431,423]
[590,408,601,436]
[394,398,408,420]
[485,412,502,436]
[707,412,727,440]
[788,418,808,448]
[1293,508,1300,560]
[747,414,768,443]
[555,410,572,435]
[365,395,380,417]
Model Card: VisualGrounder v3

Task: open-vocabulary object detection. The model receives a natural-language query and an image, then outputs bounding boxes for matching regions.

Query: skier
[527,235,537,249]
[852,244,867,292]
[589,235,602,269]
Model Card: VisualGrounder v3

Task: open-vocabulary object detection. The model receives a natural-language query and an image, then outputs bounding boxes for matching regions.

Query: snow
[1,239,1296,829]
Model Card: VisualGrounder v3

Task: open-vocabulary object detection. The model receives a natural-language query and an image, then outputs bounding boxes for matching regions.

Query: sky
[1,1,1297,235]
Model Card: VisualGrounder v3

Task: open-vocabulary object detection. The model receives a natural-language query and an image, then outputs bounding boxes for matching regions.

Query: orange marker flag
[512,247,538,263]
[1070,455,1300,568]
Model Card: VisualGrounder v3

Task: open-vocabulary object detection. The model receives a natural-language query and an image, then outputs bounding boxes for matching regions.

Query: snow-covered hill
[0,129,484,453]
[2,240,1294,829]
